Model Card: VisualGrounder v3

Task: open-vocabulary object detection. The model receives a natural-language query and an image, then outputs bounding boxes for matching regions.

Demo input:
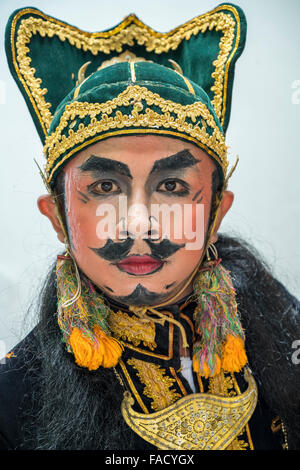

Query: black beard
[20,234,300,450]
[111,283,167,306]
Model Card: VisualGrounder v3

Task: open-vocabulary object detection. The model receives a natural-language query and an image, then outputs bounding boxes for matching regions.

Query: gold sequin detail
[127,358,181,411]
[11,5,240,135]
[44,84,227,182]
[108,310,157,350]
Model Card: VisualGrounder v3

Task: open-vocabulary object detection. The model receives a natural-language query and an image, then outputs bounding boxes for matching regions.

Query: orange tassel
[94,325,124,368]
[193,336,247,378]
[69,326,123,371]
[193,354,221,378]
[69,327,99,370]
[221,334,248,373]
[57,254,124,370]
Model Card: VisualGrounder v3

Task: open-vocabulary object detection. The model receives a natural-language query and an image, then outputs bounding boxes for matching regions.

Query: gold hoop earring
[206,242,219,262]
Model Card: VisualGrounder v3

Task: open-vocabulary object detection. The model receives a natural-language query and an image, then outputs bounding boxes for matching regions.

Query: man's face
[56,135,219,306]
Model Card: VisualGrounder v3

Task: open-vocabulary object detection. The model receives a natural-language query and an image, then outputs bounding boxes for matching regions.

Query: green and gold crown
[5,3,246,188]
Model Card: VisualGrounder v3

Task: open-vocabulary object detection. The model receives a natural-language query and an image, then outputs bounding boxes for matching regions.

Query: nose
[117,204,160,240]
[115,193,160,240]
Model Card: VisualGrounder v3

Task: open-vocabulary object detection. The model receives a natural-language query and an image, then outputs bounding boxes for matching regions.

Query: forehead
[63,134,216,176]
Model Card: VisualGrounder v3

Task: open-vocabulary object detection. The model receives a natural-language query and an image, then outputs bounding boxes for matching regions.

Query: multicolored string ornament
[56,254,123,370]
[192,259,248,378]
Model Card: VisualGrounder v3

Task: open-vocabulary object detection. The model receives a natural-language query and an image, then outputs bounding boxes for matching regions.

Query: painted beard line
[99,281,185,307]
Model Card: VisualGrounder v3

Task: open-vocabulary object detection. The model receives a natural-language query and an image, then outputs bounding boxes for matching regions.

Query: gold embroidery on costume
[196,373,204,393]
[121,367,258,450]
[127,358,181,411]
[169,367,188,396]
[11,5,241,135]
[226,436,249,450]
[108,310,157,350]
[119,360,149,414]
[230,372,255,450]
[208,370,253,450]
[116,321,174,360]
[208,371,236,397]
[44,85,227,182]
[271,415,289,448]
[281,420,289,450]
[180,313,195,342]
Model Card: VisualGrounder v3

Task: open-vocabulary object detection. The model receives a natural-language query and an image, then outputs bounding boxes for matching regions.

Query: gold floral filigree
[108,310,157,350]
[127,358,181,411]
[43,84,227,183]
[11,5,241,135]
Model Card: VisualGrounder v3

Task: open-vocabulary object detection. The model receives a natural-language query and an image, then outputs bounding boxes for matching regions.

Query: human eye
[156,178,189,196]
[87,179,121,196]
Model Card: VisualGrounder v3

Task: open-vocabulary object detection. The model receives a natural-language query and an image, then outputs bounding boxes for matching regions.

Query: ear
[210,190,234,244]
[37,194,66,243]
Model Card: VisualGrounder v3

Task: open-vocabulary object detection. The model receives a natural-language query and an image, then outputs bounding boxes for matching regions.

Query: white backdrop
[0,0,299,353]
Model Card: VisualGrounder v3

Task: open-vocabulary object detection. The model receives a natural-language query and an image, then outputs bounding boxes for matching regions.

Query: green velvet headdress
[5,3,246,188]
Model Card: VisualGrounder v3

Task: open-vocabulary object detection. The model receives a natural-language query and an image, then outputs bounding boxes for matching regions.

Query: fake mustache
[89,237,185,262]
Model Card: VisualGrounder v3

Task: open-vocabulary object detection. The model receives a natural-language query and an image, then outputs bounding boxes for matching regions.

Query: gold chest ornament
[121,367,257,450]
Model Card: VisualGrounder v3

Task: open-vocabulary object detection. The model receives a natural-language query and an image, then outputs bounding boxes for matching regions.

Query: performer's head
[37,62,233,306]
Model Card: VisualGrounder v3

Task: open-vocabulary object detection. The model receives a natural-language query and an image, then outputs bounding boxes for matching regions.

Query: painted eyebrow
[149,149,201,174]
[78,155,132,179]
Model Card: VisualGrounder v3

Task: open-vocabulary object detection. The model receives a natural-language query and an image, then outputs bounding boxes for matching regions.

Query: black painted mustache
[144,238,185,260]
[89,237,185,262]
[90,238,134,261]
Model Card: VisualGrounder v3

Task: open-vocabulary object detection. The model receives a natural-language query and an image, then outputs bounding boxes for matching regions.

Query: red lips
[116,255,163,275]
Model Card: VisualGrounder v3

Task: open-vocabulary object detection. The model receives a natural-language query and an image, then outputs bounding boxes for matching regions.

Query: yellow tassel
[221,334,248,373]
[69,326,123,371]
